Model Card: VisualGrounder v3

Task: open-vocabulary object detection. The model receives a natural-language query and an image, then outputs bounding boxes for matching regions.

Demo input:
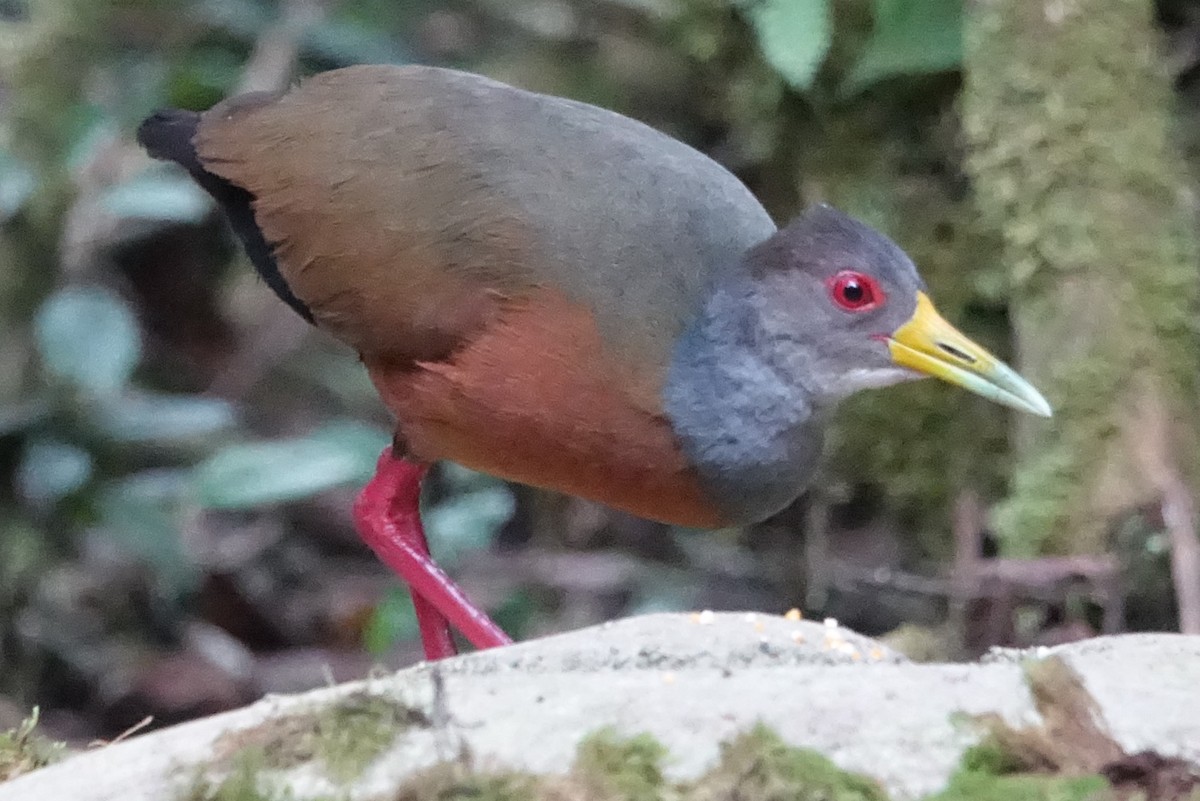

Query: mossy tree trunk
[963,0,1200,630]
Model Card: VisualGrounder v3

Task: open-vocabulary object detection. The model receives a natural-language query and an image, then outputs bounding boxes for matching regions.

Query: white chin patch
[829,366,920,398]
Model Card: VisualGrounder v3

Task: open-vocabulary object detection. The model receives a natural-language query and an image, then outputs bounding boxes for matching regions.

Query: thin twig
[86,716,153,749]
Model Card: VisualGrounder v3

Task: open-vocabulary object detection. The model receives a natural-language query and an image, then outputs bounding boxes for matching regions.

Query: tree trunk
[963,0,1200,630]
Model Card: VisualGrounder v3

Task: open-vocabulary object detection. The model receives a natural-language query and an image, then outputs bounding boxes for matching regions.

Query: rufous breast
[365,290,726,528]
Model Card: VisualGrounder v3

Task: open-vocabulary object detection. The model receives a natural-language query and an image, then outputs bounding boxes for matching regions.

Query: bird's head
[747,204,1051,416]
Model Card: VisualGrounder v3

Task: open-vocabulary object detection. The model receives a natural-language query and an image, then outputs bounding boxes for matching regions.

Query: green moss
[927,771,1112,801]
[182,754,276,801]
[213,691,428,784]
[959,738,1026,777]
[192,702,1170,801]
[393,761,555,801]
[933,657,1127,801]
[689,724,888,801]
[390,724,892,801]
[0,708,66,783]
[182,752,336,801]
[880,623,960,663]
[572,727,670,801]
[313,692,427,781]
[958,657,1123,778]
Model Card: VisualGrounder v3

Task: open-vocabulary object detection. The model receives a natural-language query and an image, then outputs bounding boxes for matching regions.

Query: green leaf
[362,587,419,656]
[439,462,508,495]
[101,170,212,224]
[168,45,245,110]
[16,437,93,506]
[424,482,514,569]
[284,348,385,408]
[34,287,142,397]
[738,0,831,91]
[91,391,236,444]
[842,0,962,96]
[490,588,535,641]
[0,149,35,221]
[306,419,391,459]
[193,421,389,509]
[94,470,196,593]
[65,105,117,173]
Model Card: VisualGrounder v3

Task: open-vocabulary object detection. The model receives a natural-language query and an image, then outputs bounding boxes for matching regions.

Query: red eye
[828,271,883,312]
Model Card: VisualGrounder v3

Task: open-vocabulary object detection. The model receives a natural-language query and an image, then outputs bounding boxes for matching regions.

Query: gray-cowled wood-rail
[138,65,1050,661]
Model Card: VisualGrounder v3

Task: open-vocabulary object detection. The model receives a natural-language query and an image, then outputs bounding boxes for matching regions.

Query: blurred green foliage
[0,0,525,674]
[732,0,962,95]
[194,423,387,511]
[843,0,961,95]
[737,0,832,90]
[35,287,141,397]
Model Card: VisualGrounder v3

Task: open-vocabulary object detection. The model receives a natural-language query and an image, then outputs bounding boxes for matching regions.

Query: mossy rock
[688,725,888,801]
[212,691,429,785]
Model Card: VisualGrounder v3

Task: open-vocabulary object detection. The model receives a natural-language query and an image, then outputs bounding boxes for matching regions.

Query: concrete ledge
[3,613,1197,800]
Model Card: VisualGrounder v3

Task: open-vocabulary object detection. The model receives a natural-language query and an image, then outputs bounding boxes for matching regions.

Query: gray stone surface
[2,613,1198,801]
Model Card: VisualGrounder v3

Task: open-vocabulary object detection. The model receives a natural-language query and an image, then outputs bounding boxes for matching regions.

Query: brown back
[195,65,775,373]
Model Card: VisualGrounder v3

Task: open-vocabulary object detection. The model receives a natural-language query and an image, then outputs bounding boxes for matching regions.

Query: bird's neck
[662,276,826,526]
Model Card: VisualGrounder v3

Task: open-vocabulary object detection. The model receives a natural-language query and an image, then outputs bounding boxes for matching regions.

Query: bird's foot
[353,448,512,660]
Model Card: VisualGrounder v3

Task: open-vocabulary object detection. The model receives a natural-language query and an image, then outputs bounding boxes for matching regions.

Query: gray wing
[452,69,777,367]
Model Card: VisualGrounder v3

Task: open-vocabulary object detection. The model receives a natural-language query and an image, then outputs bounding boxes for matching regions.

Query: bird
[137,64,1051,662]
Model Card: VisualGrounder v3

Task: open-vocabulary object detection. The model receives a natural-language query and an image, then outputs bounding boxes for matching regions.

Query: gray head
[740,204,926,405]
[664,203,1051,525]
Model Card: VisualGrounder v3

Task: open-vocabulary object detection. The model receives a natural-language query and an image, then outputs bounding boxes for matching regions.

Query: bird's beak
[887,292,1052,417]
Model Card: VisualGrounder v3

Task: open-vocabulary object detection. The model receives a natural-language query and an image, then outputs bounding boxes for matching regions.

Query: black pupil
[842,280,865,303]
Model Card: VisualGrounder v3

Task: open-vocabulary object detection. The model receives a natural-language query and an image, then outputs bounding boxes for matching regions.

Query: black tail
[137,109,205,173]
[136,108,314,324]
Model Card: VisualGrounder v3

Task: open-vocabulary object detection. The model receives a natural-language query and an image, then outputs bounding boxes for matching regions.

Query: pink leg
[353,448,512,660]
